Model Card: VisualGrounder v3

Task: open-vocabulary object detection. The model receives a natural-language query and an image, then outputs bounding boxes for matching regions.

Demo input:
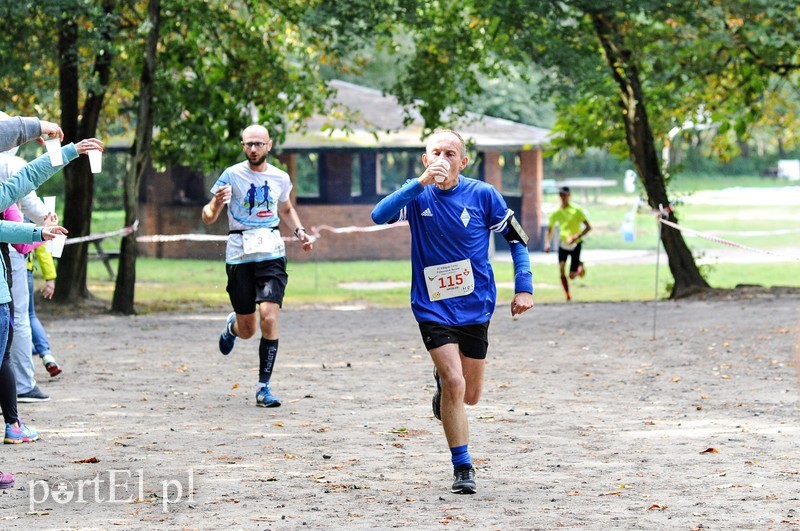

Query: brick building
[138,81,551,261]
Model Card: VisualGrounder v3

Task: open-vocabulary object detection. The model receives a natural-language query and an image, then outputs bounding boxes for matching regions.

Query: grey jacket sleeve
[0,117,41,152]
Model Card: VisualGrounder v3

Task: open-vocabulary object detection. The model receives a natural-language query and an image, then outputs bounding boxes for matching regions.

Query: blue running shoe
[218,312,237,355]
[5,422,39,444]
[256,384,281,408]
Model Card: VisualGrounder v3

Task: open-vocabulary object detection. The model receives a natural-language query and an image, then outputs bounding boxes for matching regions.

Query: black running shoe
[432,367,442,420]
[451,466,476,494]
[17,385,50,403]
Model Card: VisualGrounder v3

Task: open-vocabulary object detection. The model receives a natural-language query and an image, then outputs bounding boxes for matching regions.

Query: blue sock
[450,444,472,471]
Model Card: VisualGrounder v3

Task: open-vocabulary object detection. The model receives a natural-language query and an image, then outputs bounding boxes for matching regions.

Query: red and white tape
[63,220,138,245]
[62,219,408,246]
[658,217,800,262]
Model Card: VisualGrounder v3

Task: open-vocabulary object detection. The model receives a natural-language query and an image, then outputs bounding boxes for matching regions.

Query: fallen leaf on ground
[700,447,719,454]
[72,457,100,463]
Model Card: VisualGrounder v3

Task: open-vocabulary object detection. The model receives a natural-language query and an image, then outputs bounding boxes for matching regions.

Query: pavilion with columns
[139,80,551,261]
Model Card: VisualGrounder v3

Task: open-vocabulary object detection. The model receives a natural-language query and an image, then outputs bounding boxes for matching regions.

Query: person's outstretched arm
[0,138,103,212]
[371,179,424,224]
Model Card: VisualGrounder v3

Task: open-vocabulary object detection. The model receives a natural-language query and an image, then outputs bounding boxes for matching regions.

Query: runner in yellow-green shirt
[544,186,592,301]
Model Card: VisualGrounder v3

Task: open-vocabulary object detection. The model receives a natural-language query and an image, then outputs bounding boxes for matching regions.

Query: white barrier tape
[706,228,800,237]
[137,234,311,243]
[137,234,227,243]
[658,217,800,262]
[310,222,408,235]
[61,219,406,247]
[63,220,139,245]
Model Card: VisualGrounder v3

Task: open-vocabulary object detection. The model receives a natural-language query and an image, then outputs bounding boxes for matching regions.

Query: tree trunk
[54,1,118,303]
[54,15,91,302]
[112,0,160,314]
[591,12,709,299]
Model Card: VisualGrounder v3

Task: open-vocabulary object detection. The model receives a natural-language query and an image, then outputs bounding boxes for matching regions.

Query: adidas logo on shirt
[421,208,433,217]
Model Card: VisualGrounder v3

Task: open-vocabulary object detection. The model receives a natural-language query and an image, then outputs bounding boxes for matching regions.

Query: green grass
[586,203,799,250]
[668,174,789,192]
[84,254,798,311]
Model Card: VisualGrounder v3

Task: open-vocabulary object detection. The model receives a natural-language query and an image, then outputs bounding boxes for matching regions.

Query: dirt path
[1,289,798,529]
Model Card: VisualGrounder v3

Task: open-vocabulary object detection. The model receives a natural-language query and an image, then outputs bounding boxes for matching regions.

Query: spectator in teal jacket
[0,134,102,456]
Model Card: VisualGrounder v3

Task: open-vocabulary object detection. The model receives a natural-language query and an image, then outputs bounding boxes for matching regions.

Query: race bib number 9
[423,259,474,302]
[242,227,285,256]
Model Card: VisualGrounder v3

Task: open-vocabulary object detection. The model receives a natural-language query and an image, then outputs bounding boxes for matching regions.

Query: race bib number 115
[423,259,474,302]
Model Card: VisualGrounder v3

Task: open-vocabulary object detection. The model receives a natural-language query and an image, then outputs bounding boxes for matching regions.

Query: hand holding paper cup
[42,226,68,258]
[434,157,450,183]
[38,121,64,143]
[87,149,103,173]
[73,138,105,155]
[221,184,232,205]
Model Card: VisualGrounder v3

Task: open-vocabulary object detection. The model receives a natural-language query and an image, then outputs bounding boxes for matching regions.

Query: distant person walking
[545,186,592,301]
[202,125,313,408]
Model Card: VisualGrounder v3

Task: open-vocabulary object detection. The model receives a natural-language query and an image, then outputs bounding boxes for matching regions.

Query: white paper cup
[43,196,56,214]
[48,234,67,258]
[45,138,63,166]
[434,158,450,183]
[222,184,232,204]
[87,149,102,173]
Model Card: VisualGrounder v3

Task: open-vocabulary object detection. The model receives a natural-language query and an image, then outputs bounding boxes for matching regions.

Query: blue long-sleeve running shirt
[372,176,532,326]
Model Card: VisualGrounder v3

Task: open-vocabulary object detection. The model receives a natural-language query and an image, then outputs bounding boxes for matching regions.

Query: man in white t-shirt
[202,125,313,408]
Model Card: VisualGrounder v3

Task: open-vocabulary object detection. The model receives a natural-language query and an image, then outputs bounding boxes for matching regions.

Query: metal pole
[653,204,664,340]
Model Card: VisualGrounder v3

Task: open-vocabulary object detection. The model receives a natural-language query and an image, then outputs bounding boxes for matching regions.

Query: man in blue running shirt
[371,129,534,494]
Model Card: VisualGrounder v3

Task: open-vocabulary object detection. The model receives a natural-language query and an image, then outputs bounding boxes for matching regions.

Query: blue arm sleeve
[371,179,424,224]
[509,240,533,294]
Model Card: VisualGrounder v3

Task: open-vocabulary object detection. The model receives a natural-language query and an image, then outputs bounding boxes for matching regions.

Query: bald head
[242,125,270,141]
[426,129,466,159]
[241,125,273,168]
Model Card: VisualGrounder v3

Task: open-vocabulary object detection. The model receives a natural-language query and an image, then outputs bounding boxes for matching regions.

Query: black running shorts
[418,321,490,360]
[226,257,288,314]
[558,242,583,273]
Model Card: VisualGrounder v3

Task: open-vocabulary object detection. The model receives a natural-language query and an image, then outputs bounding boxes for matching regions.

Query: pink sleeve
[3,204,43,255]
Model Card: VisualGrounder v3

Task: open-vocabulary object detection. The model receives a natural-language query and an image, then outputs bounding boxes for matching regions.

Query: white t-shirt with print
[211,161,292,264]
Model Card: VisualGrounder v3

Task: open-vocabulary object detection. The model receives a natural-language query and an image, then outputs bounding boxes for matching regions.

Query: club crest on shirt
[460,208,470,227]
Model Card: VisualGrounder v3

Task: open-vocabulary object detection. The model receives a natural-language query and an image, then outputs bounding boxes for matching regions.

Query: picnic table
[88,239,120,279]
[555,177,617,203]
